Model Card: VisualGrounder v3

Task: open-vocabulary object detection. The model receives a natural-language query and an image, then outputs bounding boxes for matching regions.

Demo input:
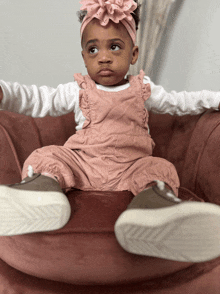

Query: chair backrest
[0,111,76,184]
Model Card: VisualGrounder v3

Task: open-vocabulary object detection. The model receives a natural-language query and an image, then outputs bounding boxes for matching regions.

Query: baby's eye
[111,44,121,51]
[89,47,98,54]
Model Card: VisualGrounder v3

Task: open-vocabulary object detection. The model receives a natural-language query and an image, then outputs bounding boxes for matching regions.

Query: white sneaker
[0,172,71,236]
[115,182,220,262]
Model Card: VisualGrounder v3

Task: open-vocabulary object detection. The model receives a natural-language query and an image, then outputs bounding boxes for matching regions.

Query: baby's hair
[77,0,141,31]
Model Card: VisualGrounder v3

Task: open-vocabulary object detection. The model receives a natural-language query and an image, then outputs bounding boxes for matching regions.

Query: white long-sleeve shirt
[0,75,219,131]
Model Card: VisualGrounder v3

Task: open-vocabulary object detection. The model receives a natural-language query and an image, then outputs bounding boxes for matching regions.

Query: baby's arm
[145,77,220,116]
[0,81,79,117]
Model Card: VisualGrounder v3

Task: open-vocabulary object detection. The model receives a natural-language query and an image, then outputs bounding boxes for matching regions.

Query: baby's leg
[22,145,80,191]
[115,156,220,262]
[123,156,180,197]
[0,145,85,236]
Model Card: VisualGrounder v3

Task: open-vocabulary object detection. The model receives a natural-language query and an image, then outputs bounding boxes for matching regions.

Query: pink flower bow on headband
[80,0,137,45]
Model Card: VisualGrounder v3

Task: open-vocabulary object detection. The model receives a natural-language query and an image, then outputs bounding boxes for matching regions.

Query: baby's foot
[115,181,220,262]
[0,167,71,236]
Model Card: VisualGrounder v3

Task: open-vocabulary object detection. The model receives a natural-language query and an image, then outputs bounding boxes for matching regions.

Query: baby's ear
[131,45,139,65]
[81,52,87,69]
[81,50,86,64]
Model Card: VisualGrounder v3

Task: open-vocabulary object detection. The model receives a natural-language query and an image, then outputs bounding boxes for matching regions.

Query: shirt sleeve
[144,76,220,115]
[0,80,79,117]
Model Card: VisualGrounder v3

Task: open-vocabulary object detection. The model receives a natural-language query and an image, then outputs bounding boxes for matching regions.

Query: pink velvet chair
[0,109,220,294]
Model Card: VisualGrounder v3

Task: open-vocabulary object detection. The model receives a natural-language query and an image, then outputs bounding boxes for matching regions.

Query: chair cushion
[0,188,212,285]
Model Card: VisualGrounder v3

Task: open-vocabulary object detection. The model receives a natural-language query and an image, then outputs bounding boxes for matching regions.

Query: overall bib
[23,70,179,196]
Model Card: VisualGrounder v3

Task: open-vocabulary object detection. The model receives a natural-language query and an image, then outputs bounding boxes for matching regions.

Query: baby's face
[81,19,139,86]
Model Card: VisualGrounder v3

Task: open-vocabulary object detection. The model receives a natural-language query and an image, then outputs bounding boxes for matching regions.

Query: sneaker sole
[0,186,71,236]
[115,202,220,262]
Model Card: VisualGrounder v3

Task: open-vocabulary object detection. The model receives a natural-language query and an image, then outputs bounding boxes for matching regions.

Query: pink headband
[80,0,137,45]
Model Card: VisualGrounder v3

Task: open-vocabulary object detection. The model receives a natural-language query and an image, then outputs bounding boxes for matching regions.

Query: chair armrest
[149,112,201,181]
[181,110,220,204]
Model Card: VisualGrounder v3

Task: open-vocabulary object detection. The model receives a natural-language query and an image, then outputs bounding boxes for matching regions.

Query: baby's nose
[98,50,112,63]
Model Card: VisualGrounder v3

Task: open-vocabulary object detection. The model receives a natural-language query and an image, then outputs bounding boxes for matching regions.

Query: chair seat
[0,188,206,285]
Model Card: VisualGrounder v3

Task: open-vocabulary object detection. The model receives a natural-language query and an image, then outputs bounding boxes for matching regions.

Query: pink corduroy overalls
[22,70,180,196]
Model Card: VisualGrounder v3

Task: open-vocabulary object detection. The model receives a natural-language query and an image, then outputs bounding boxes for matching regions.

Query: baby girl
[0,0,220,263]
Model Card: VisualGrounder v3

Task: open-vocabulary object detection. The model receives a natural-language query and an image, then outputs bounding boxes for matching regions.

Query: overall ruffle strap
[74,73,92,129]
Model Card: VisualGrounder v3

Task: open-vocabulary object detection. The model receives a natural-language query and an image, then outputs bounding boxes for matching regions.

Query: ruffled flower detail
[74,73,92,129]
[80,0,137,26]
[136,70,151,130]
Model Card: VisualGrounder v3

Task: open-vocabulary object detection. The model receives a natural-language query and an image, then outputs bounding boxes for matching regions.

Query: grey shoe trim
[8,174,63,193]
[127,185,181,210]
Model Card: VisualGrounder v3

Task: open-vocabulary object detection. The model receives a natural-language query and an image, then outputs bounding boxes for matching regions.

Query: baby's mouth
[99,71,113,77]
[98,68,113,76]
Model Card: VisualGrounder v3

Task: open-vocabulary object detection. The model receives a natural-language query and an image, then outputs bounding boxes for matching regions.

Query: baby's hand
[0,86,3,101]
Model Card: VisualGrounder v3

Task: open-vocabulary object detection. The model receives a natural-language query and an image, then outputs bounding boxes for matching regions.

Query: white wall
[0,0,86,87]
[157,0,220,92]
[1,0,220,92]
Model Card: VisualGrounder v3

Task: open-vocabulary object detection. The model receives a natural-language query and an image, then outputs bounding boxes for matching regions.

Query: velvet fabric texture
[0,110,220,293]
